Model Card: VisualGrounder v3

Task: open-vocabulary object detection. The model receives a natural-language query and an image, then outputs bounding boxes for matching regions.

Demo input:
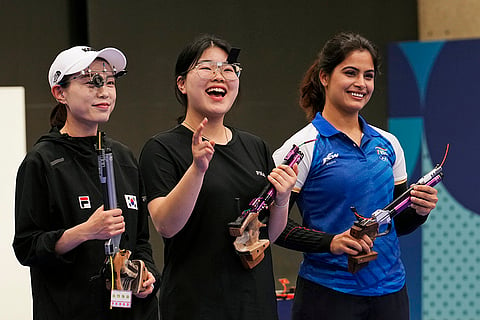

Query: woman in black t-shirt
[140,34,298,320]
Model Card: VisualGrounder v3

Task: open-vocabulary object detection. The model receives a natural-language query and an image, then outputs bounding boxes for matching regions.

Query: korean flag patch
[124,195,138,210]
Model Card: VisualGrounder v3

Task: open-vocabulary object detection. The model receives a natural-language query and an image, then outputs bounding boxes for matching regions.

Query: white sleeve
[273,124,318,192]
[371,126,408,184]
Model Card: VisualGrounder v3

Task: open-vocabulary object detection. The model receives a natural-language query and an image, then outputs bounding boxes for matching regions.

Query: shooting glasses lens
[192,61,242,80]
[61,64,127,88]
[64,70,117,88]
[90,73,105,88]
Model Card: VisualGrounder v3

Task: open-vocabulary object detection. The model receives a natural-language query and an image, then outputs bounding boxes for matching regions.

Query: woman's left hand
[410,184,438,216]
[268,164,298,206]
[133,270,156,298]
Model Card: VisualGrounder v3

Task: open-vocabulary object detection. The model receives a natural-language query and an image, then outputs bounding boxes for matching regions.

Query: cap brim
[64,48,127,76]
[97,47,127,72]
[48,46,127,88]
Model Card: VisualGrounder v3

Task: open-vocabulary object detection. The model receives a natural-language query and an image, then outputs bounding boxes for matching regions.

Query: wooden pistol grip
[350,222,379,239]
[112,249,131,290]
[348,251,378,273]
[236,239,270,269]
[348,222,379,273]
[229,212,258,237]
[232,212,270,269]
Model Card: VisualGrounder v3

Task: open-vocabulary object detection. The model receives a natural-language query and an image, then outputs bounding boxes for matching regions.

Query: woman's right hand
[84,205,125,240]
[147,117,214,238]
[191,117,215,173]
[54,205,125,255]
[330,229,373,255]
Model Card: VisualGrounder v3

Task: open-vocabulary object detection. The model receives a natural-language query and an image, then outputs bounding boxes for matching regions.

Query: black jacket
[13,128,160,320]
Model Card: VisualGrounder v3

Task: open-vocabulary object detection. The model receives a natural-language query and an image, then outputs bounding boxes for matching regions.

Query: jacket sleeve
[274,193,335,253]
[393,181,429,236]
[12,154,73,267]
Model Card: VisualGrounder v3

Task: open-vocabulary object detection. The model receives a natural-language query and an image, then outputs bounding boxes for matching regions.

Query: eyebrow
[342,66,375,73]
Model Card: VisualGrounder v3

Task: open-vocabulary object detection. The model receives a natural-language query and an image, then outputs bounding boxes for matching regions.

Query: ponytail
[299,60,324,121]
[50,103,67,129]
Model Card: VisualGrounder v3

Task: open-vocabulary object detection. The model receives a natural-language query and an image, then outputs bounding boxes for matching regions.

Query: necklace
[182,121,230,144]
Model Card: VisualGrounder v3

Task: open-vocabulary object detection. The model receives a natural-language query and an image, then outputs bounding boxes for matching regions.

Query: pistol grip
[348,251,378,273]
[348,221,379,273]
[231,212,270,269]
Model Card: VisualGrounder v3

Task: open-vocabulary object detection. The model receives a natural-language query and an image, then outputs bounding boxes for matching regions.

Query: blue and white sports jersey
[273,113,408,296]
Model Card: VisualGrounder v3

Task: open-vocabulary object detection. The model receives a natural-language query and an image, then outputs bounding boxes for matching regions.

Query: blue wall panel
[388,39,480,320]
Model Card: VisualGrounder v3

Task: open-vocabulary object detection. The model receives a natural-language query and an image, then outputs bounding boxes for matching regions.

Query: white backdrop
[0,87,32,318]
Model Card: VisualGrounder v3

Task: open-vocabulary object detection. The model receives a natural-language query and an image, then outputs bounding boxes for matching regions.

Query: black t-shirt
[140,125,279,320]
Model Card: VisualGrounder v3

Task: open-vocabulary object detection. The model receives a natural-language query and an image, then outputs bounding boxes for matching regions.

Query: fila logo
[255,170,266,177]
[78,196,91,209]
[125,195,138,210]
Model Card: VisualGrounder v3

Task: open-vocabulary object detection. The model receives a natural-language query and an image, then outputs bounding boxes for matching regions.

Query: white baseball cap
[48,46,127,88]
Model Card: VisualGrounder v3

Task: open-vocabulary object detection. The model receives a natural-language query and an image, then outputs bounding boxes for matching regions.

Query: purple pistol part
[394,173,443,213]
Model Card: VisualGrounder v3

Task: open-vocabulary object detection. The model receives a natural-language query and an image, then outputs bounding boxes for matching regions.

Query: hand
[410,184,438,216]
[134,270,156,298]
[191,117,215,173]
[84,205,125,240]
[330,229,373,255]
[269,164,299,206]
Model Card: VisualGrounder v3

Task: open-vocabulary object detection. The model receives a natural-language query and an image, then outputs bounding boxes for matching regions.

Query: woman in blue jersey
[273,32,438,320]
[139,34,298,320]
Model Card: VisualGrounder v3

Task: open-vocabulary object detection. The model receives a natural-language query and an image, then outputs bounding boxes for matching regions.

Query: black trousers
[291,276,409,320]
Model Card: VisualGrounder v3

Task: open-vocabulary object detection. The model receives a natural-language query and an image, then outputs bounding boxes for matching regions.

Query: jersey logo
[125,195,138,210]
[255,170,266,178]
[78,196,91,209]
[375,146,388,161]
[322,152,339,165]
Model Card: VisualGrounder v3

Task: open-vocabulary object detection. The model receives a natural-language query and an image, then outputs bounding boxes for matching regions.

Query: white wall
[0,87,32,318]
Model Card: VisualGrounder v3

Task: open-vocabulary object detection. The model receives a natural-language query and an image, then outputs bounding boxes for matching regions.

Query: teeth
[351,92,365,98]
[207,87,226,94]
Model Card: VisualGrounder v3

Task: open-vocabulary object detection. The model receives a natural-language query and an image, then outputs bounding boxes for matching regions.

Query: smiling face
[320,49,375,116]
[177,46,239,121]
[53,59,117,136]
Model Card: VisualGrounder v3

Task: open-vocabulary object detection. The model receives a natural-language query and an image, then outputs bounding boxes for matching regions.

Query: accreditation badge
[110,289,132,309]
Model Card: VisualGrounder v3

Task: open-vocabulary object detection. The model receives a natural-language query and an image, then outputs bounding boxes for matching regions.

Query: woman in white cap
[13,46,160,320]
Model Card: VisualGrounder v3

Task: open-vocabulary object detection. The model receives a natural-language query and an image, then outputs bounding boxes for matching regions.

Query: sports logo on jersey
[375,146,388,161]
[78,196,91,209]
[255,170,266,178]
[322,152,339,165]
[125,195,138,210]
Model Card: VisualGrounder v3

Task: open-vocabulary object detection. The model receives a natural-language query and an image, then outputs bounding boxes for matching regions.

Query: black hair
[49,75,73,129]
[174,34,232,123]
[299,32,381,121]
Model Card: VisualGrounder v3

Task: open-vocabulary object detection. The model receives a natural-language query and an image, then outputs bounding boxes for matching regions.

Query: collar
[311,112,380,138]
